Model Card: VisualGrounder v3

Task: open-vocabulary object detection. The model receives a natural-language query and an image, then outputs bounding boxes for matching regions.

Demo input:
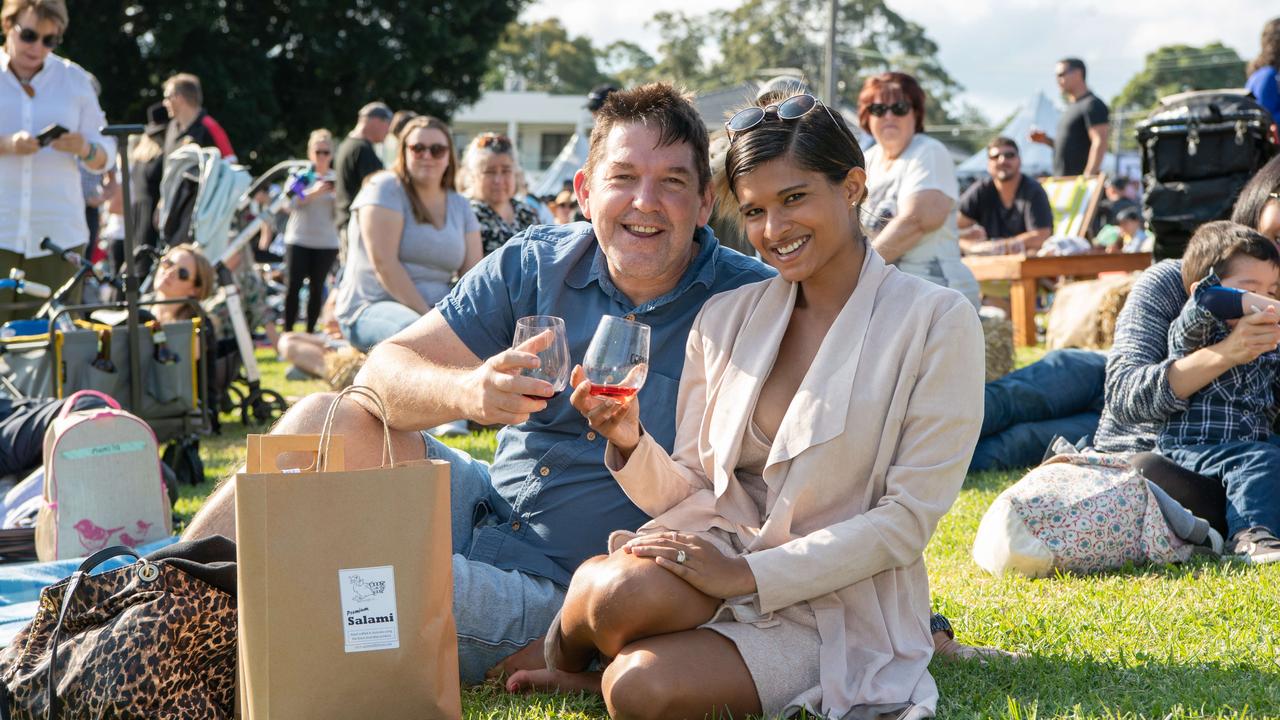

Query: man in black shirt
[958,137,1055,255]
[1029,58,1110,177]
[334,102,391,237]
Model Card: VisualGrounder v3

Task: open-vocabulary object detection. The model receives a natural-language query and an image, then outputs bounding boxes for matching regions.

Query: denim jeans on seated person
[1163,439,1280,539]
[339,300,422,353]
[419,431,566,685]
[969,349,1108,472]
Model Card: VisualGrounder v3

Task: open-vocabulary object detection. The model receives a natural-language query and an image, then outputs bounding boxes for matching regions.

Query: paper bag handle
[319,385,395,471]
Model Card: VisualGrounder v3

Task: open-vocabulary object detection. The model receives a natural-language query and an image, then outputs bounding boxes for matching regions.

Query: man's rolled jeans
[970,349,1108,472]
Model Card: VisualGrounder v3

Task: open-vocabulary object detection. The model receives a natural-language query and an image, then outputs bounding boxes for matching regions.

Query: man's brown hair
[1180,221,1280,293]
[1,0,67,33]
[582,83,711,193]
[164,73,203,109]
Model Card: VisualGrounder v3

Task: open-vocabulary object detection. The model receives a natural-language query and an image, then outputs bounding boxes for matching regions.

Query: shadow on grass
[932,652,1280,718]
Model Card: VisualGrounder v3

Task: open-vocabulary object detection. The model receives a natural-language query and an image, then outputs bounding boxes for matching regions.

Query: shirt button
[511,520,521,531]
[539,466,550,477]
[624,313,636,321]
[586,431,597,441]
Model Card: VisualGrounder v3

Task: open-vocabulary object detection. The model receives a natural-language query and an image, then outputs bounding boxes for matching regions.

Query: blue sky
[523,0,1274,122]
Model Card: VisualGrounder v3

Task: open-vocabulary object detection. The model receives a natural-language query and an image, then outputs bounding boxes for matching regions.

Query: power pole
[823,0,837,105]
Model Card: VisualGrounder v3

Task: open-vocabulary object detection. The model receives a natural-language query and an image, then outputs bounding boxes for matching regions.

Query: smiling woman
[0,0,116,325]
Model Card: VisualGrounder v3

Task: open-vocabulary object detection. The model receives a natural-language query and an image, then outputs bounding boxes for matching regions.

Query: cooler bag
[36,391,171,561]
[1137,90,1278,260]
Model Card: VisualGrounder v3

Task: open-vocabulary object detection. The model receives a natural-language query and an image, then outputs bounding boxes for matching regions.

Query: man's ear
[573,169,591,220]
[696,182,714,227]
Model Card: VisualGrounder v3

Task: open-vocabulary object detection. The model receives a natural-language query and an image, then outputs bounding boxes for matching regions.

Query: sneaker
[1230,527,1280,565]
[284,365,314,382]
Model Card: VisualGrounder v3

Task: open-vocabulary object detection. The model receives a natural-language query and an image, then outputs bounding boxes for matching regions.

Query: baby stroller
[152,147,308,431]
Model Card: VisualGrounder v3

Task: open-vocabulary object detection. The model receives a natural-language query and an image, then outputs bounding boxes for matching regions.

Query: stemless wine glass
[513,315,571,396]
[582,316,650,399]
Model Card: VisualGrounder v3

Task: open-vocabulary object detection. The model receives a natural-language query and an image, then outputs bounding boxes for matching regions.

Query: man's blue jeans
[1164,439,1280,539]
[969,349,1108,472]
[419,432,566,685]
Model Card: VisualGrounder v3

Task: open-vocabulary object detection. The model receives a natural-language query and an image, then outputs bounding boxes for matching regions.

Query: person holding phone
[0,0,114,324]
[281,129,341,334]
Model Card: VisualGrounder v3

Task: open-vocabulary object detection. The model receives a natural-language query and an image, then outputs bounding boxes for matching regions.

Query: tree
[483,18,612,95]
[60,0,525,168]
[1113,42,1247,112]
[601,41,657,89]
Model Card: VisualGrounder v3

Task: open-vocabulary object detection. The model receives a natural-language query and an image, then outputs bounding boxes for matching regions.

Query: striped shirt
[1093,260,1190,453]
[1158,276,1280,449]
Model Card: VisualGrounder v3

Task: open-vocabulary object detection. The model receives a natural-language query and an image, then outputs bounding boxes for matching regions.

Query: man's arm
[1083,123,1110,176]
[355,310,553,431]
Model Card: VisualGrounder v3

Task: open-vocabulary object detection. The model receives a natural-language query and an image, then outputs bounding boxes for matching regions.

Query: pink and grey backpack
[36,391,171,560]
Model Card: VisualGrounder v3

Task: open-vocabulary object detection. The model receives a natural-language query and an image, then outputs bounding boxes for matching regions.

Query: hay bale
[323,345,366,390]
[980,310,1014,382]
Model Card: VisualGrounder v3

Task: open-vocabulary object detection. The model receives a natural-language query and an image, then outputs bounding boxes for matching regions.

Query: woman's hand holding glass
[569,315,651,457]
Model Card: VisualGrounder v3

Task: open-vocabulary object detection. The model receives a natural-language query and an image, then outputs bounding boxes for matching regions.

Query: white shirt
[0,50,116,257]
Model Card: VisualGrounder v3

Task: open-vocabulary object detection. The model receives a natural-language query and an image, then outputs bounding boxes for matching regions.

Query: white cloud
[525,0,1274,122]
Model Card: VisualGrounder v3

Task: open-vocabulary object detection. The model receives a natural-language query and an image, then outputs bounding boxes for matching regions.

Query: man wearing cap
[334,102,391,238]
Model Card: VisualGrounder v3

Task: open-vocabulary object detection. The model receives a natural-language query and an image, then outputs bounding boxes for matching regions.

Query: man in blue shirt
[186,83,773,682]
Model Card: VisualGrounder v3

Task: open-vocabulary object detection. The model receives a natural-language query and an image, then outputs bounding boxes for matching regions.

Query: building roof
[453,90,588,126]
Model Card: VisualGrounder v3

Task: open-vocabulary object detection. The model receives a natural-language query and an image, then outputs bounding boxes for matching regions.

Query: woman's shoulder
[695,276,779,332]
[353,171,405,205]
[880,263,975,319]
[904,133,951,162]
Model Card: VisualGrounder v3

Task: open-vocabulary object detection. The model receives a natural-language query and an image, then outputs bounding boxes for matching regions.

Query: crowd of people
[5,0,1280,716]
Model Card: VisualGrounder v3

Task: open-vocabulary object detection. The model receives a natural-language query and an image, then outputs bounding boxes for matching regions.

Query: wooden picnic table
[963,251,1153,346]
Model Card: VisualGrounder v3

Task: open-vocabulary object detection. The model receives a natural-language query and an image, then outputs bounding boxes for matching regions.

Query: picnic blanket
[0,536,179,647]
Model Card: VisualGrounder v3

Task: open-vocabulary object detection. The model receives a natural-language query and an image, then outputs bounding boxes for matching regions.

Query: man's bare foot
[933,631,1025,662]
[485,635,547,682]
[505,668,603,695]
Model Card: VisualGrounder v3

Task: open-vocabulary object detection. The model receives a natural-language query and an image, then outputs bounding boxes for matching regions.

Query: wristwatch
[929,612,954,639]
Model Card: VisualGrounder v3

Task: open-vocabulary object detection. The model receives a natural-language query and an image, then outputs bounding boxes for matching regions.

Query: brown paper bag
[236,386,460,719]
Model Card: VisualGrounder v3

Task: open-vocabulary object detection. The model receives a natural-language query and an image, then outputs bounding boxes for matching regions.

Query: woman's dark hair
[1180,220,1280,293]
[857,72,927,134]
[1230,155,1280,230]
[1246,17,1280,76]
[723,96,866,204]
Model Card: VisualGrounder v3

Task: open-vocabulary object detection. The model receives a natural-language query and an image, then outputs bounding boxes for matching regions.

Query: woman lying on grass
[507,93,984,719]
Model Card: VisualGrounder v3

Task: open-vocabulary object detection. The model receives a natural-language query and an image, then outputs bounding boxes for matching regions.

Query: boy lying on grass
[1157,220,1280,564]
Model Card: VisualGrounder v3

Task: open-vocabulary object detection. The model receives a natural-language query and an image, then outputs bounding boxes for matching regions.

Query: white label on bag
[338,565,400,653]
[61,441,149,460]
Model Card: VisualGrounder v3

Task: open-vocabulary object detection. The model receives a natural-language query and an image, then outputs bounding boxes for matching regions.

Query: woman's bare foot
[933,631,1025,662]
[505,668,604,695]
[485,635,547,682]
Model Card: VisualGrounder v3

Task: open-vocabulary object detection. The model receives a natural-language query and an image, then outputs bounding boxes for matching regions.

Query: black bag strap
[46,546,139,720]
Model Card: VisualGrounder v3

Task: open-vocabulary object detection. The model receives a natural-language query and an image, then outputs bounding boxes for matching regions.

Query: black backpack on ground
[1136,90,1278,260]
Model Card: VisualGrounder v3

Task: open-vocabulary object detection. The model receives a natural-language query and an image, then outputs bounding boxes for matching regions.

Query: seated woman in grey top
[335,116,482,352]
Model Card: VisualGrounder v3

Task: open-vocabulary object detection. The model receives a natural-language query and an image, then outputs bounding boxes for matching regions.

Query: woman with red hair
[858,72,979,307]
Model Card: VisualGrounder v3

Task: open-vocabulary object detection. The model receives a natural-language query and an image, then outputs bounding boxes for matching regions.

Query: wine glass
[582,316,650,400]
[513,316,571,397]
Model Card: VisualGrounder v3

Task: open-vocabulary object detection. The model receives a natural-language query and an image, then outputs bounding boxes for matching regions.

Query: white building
[451,90,590,187]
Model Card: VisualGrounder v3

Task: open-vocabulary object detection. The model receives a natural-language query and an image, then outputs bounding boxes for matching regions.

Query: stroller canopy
[159,146,251,258]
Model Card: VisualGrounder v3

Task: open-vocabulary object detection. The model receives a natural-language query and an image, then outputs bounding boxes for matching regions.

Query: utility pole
[823,0,837,105]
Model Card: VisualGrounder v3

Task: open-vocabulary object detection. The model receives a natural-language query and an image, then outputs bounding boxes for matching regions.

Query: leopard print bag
[0,536,237,719]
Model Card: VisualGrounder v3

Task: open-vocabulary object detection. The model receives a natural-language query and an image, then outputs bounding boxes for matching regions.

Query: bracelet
[81,142,98,164]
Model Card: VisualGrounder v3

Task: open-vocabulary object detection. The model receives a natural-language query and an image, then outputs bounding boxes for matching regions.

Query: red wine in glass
[583,315,650,401]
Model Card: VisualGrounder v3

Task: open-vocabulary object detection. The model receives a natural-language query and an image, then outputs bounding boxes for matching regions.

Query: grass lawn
[193,351,1280,719]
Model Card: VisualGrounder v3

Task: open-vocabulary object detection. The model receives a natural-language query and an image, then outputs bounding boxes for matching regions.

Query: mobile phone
[36,124,69,147]
[1200,285,1280,321]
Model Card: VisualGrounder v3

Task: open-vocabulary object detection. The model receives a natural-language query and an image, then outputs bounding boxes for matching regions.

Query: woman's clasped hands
[621,531,758,599]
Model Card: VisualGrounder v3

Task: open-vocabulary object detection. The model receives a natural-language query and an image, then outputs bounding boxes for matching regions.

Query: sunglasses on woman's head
[13,23,59,49]
[867,101,912,118]
[725,93,846,143]
[409,143,449,159]
[160,257,192,282]
[478,134,512,154]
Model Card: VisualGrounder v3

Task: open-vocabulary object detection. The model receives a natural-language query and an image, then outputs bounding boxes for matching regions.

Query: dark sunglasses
[988,150,1018,161]
[725,93,844,143]
[477,133,512,154]
[13,23,59,49]
[160,257,192,283]
[313,149,332,156]
[866,101,912,118]
[409,142,449,159]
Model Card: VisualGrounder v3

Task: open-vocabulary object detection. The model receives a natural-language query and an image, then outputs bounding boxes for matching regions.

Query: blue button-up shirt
[437,221,773,585]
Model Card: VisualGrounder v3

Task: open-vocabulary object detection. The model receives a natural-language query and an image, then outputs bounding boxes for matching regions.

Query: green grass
[193,351,1280,719]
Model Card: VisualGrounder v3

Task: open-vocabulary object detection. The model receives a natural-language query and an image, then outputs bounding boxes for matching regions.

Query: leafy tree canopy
[1113,42,1246,112]
[483,18,612,94]
[61,0,525,169]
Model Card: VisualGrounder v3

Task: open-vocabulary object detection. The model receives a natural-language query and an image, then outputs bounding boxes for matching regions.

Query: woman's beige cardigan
[605,248,984,718]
